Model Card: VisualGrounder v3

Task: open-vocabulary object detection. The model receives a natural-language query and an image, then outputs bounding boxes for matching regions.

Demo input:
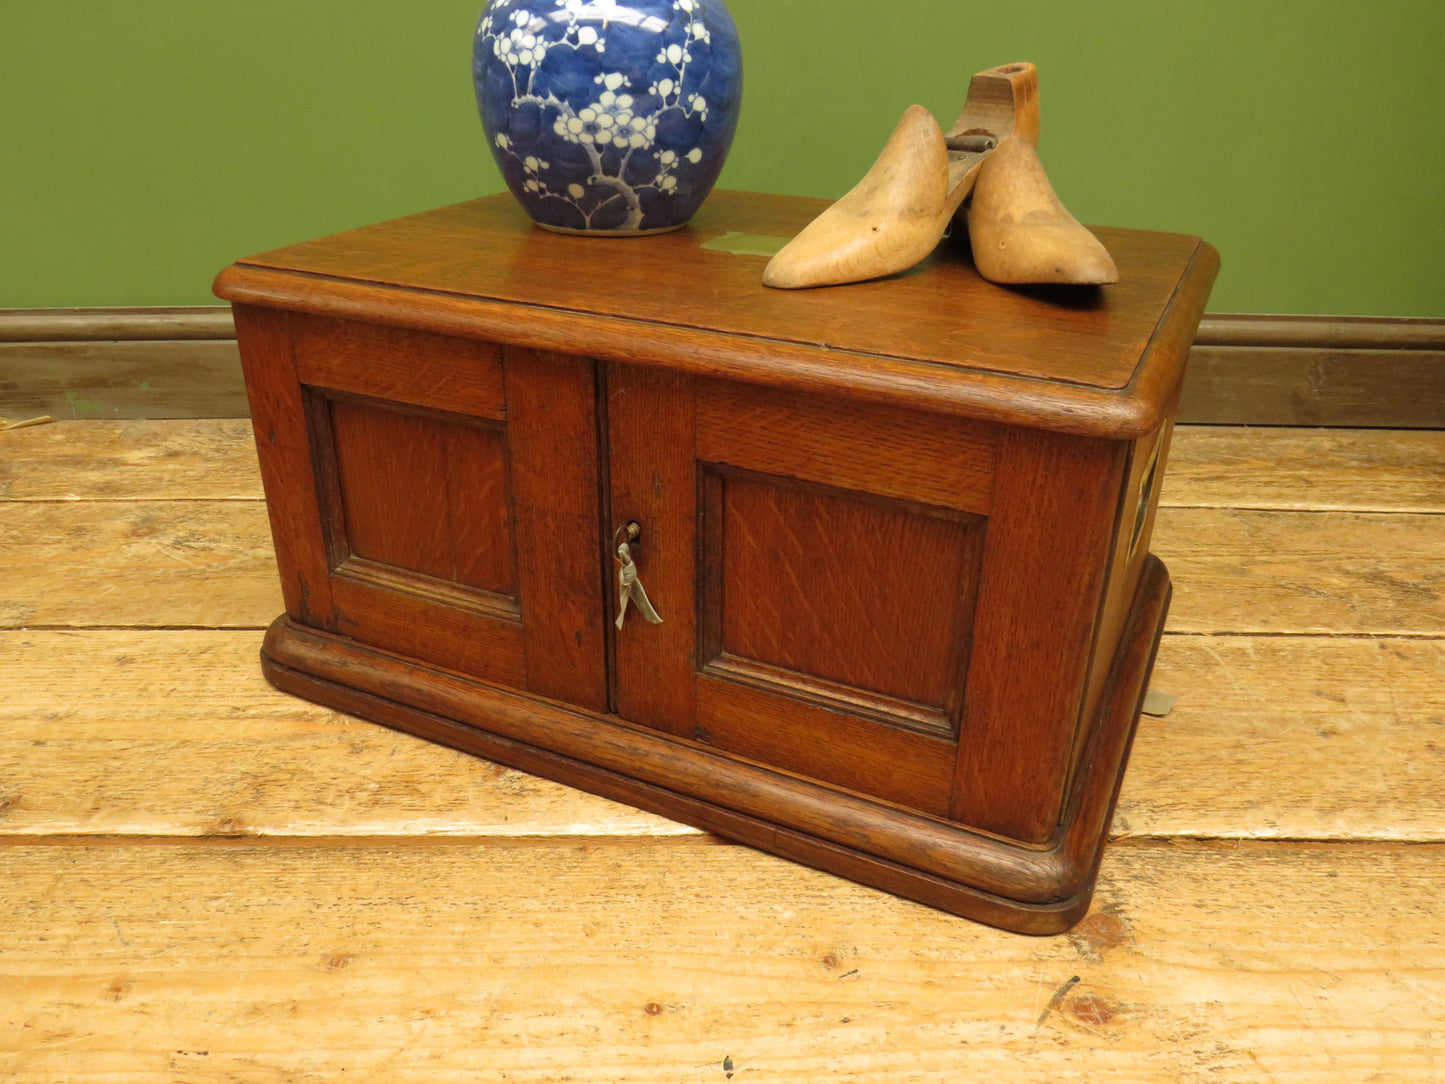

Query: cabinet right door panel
[607,367,999,816]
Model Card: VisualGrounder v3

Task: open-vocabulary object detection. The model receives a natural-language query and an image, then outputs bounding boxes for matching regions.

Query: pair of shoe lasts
[763,105,1118,290]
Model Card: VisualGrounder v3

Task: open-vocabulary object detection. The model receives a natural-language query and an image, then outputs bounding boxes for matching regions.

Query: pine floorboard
[1,420,1441,1079]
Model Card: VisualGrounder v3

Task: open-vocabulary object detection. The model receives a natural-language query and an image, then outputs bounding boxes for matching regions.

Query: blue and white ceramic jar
[473,0,742,234]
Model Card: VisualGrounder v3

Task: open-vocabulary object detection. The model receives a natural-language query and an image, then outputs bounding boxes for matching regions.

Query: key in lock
[613,522,663,630]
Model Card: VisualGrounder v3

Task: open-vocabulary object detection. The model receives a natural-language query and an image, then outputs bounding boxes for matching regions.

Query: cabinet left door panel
[308,388,527,688]
[236,306,607,707]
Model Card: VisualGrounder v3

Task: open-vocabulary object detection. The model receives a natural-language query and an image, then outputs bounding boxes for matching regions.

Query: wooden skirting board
[2,306,1442,427]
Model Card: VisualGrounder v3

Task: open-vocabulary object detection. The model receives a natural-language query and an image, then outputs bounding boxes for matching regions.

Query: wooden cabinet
[217,191,1217,933]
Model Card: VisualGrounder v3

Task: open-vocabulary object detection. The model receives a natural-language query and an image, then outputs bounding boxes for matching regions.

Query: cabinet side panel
[1070,420,1172,788]
[504,348,609,712]
[606,364,697,736]
[232,303,335,628]
[952,428,1126,843]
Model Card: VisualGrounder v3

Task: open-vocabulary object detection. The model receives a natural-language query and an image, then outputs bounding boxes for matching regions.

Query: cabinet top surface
[218,191,1218,437]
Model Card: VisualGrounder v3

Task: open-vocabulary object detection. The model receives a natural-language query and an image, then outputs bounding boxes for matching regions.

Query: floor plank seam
[2,832,1436,848]
[1108,833,1445,847]
[1156,502,1445,514]
[1160,503,1445,515]
[1161,629,1445,640]
[11,496,1439,518]
[1104,837,1445,854]
[0,832,725,848]
[11,497,1440,515]
[10,623,274,632]
[1176,422,1445,433]
[2,497,266,504]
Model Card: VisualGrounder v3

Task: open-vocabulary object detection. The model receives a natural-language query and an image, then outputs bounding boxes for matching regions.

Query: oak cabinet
[217,191,1217,933]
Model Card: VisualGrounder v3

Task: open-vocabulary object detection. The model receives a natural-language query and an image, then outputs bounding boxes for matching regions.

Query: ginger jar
[473,0,742,234]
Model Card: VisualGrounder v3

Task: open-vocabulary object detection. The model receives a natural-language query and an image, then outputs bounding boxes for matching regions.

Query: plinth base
[260,556,1171,935]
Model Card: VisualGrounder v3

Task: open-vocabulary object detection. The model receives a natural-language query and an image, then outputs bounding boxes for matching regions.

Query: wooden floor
[2,419,1442,1081]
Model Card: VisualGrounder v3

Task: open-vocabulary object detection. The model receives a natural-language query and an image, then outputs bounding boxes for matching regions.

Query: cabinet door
[606,366,997,815]
[237,307,608,712]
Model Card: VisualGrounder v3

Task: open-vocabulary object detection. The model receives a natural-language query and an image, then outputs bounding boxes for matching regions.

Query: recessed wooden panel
[335,558,519,622]
[326,395,516,599]
[330,573,525,688]
[702,468,984,716]
[697,380,998,515]
[695,673,956,816]
[292,314,506,419]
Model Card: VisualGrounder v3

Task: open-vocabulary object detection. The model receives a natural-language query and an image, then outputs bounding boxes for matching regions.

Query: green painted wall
[2,1,1441,315]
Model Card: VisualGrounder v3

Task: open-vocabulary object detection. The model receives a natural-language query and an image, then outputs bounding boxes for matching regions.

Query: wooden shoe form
[763,63,1039,289]
[967,136,1118,285]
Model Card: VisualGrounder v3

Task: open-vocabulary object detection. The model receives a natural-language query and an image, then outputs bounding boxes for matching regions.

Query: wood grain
[232,303,337,629]
[0,629,687,839]
[328,572,528,689]
[503,348,609,711]
[9,420,1438,512]
[605,363,698,734]
[0,839,1439,1080]
[0,500,281,629]
[6,492,1439,641]
[229,193,1202,393]
[214,192,1216,438]
[2,412,1442,1071]
[694,670,958,817]
[10,312,1441,428]
[712,468,981,712]
[0,339,248,419]
[696,377,998,514]
[1124,634,1445,841]
[326,397,516,596]
[261,615,1081,909]
[952,428,1127,842]
[291,314,507,420]
[3,630,1440,844]
[296,383,529,688]
[1180,345,1445,428]
[1194,313,1445,350]
[0,305,236,341]
[0,419,262,501]
[1155,507,1445,635]
[1074,423,1171,781]
[252,543,1167,925]
[1179,315,1445,427]
[6,307,1437,349]
[1163,425,1445,513]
